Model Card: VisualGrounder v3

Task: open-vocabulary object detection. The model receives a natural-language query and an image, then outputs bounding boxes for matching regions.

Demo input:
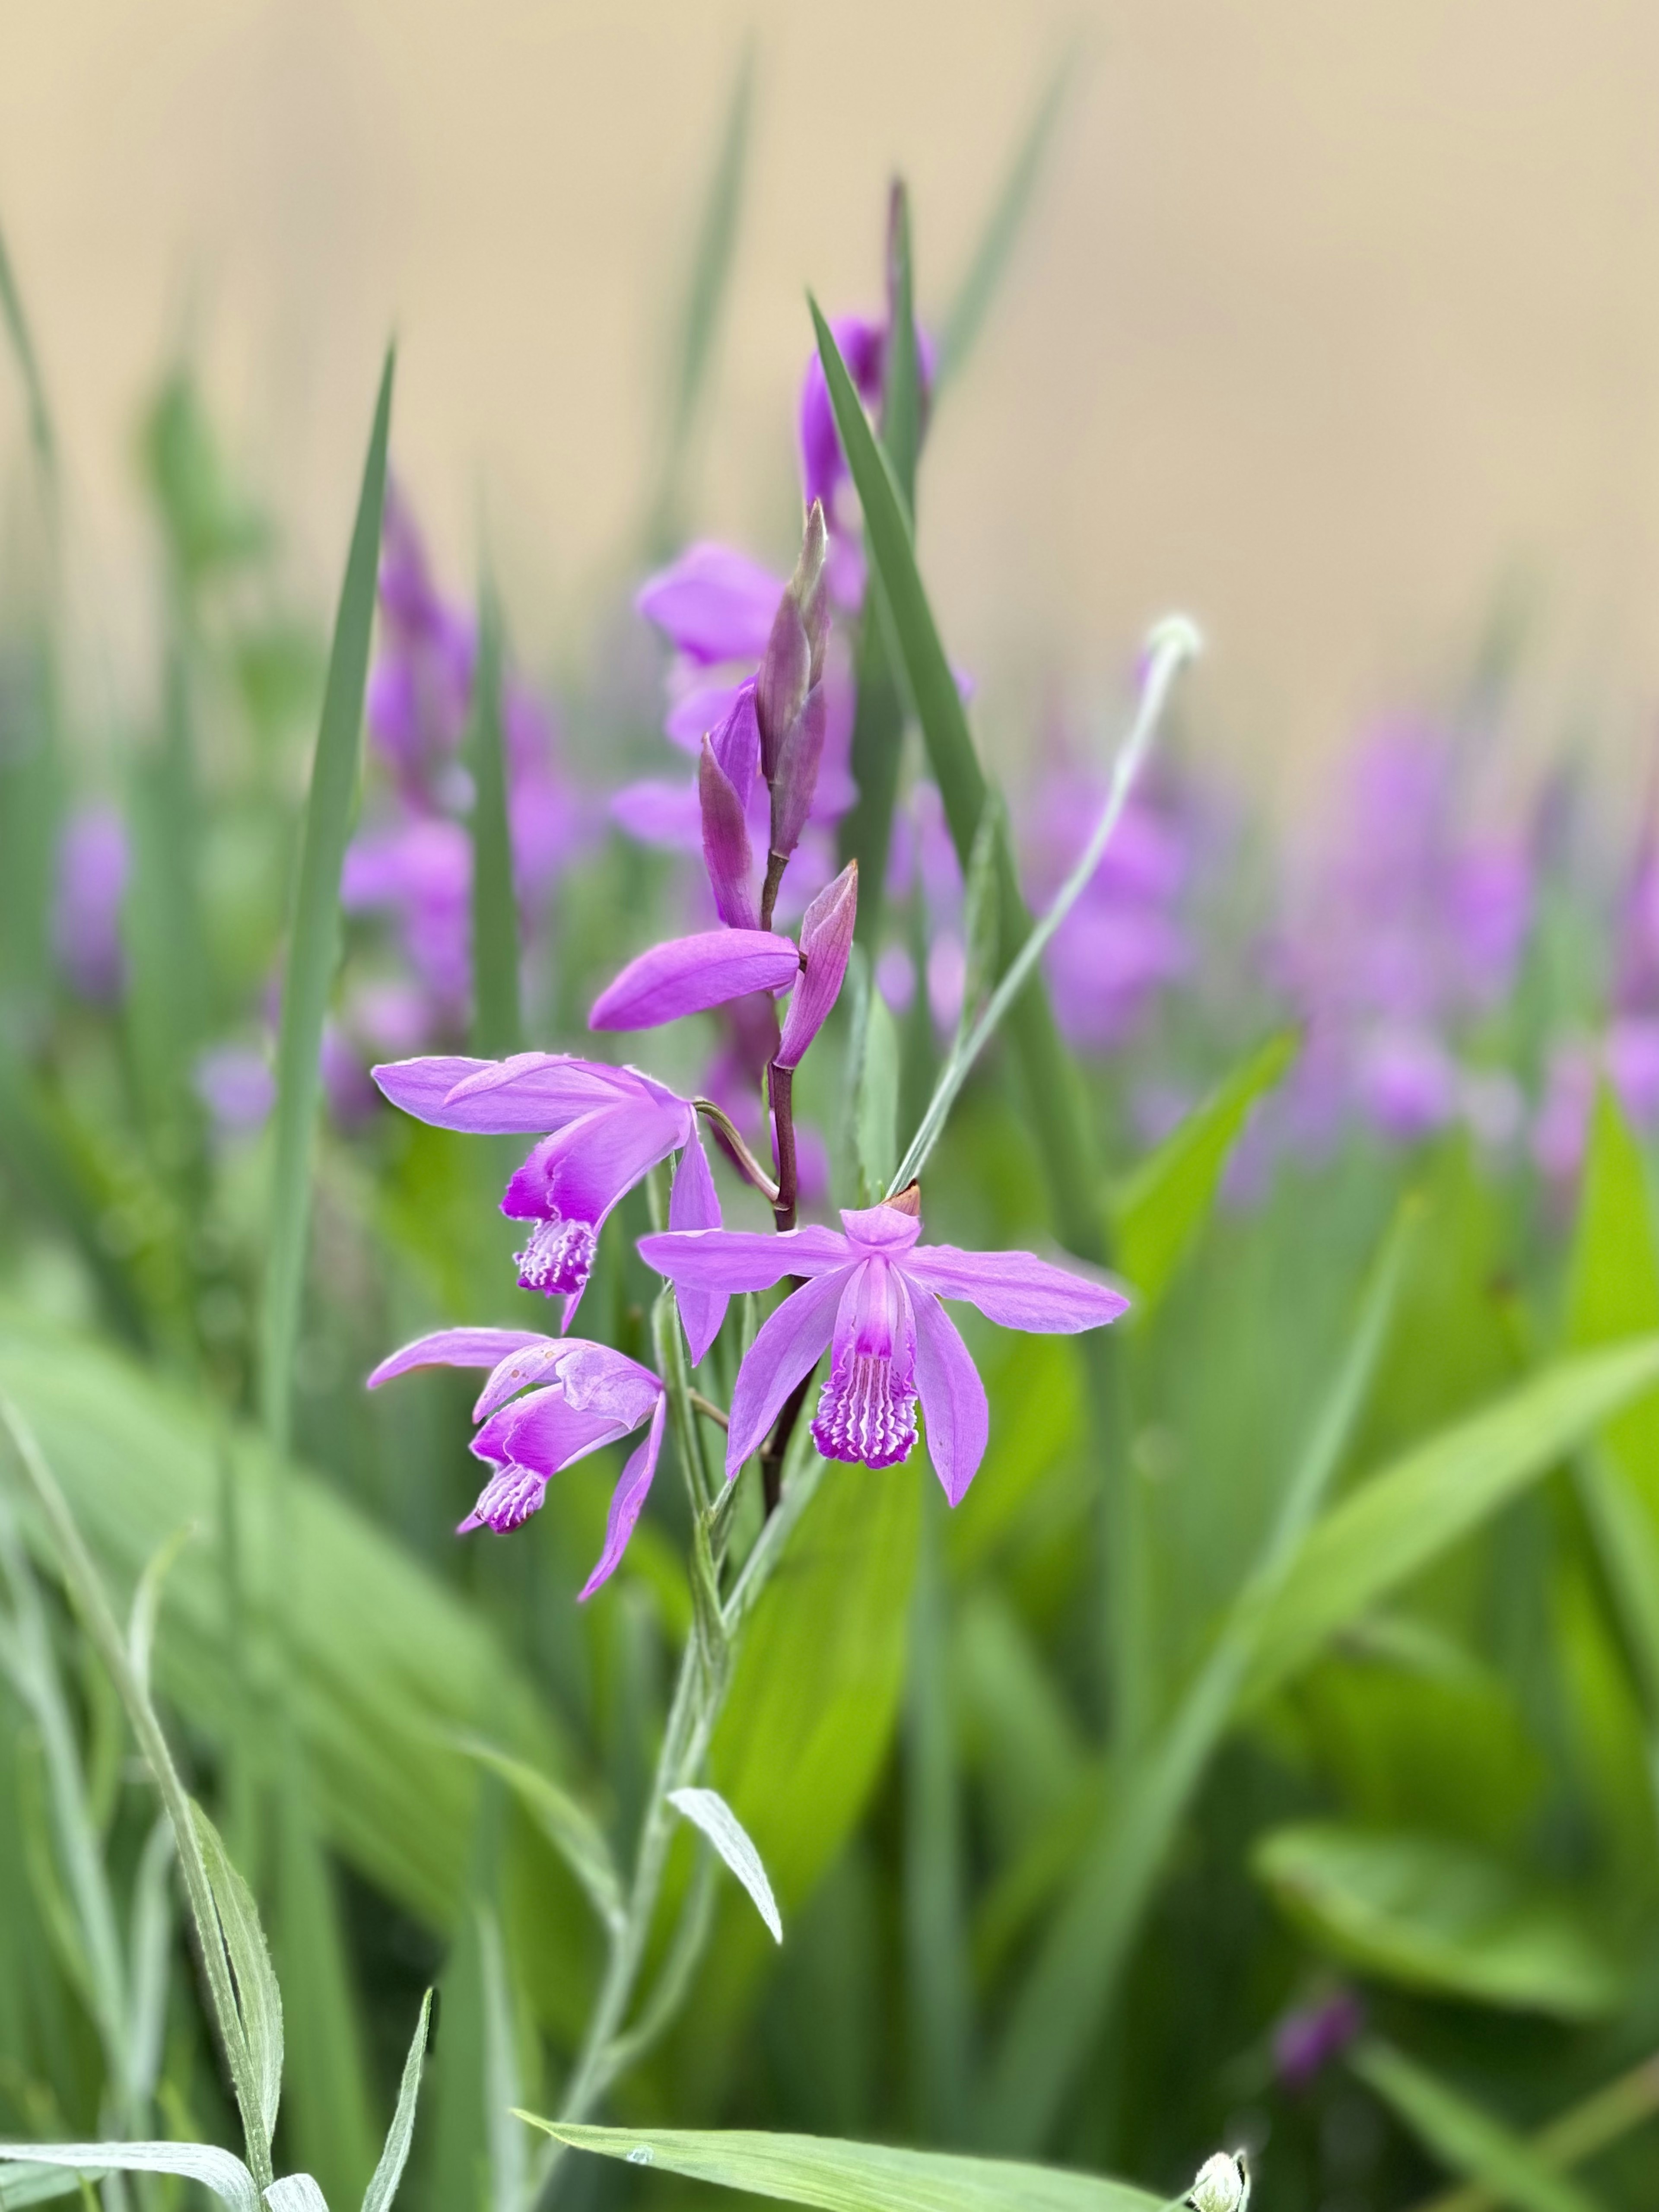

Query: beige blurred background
[3,0,1659,800]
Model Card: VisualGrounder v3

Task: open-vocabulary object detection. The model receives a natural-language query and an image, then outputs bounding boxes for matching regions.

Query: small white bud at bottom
[1185,2150,1249,2212]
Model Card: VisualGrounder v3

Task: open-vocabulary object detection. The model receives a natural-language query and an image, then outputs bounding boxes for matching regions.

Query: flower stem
[769,1065,798,1232]
[692,1097,779,1205]
[887,614,1201,1199]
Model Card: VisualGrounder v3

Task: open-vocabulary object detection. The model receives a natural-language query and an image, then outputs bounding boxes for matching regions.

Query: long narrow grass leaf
[467,575,521,1059]
[1353,2041,1607,2212]
[935,53,1076,391]
[192,1800,285,2156]
[984,1202,1412,2148]
[0,214,54,470]
[260,347,394,1453]
[360,1992,432,2212]
[0,2145,257,2212]
[668,1786,782,1942]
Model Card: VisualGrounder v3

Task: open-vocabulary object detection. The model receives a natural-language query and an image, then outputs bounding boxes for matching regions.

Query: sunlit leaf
[521,2122,1160,2212]
[360,1991,432,2212]
[0,2144,256,2212]
[669,1787,782,1943]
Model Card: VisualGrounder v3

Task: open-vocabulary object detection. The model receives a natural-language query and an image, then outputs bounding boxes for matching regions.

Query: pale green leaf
[194,1800,286,2155]
[1256,1827,1621,2018]
[467,576,520,1060]
[359,1992,432,2212]
[519,2123,1160,2212]
[669,1786,782,1943]
[0,2144,257,2212]
[455,1738,623,1934]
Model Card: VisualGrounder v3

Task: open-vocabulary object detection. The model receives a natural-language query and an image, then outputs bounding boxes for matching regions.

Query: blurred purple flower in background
[369,1326,667,1592]
[193,1043,275,1137]
[1269,721,1532,1150]
[1271,1989,1363,2091]
[342,482,582,1057]
[1021,760,1192,1052]
[640,1195,1127,1503]
[53,808,129,1004]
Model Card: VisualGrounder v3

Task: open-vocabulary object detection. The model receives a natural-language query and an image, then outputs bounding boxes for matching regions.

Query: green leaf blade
[467,577,521,1061]
[260,346,394,1453]
[1353,2041,1609,2212]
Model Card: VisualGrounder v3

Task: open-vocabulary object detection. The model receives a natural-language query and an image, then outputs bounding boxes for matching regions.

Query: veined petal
[590,931,802,1031]
[726,1269,848,1475]
[580,1394,668,1599]
[669,1131,728,1364]
[442,1053,652,1133]
[372,1056,497,1124]
[368,1327,552,1390]
[811,1260,919,1469]
[902,1245,1130,1332]
[911,1288,990,1506]
[639,1223,851,1294]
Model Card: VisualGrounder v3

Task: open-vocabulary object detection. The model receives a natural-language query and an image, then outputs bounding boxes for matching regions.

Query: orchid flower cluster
[369,503,1128,1597]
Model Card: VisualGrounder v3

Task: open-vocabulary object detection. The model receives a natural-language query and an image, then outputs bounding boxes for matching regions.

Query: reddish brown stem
[769,1063,798,1233]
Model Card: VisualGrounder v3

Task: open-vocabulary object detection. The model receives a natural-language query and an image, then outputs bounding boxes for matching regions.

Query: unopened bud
[756,502,830,779]
[1185,2153,1249,2212]
[775,860,857,1071]
[768,683,828,865]
[699,736,758,931]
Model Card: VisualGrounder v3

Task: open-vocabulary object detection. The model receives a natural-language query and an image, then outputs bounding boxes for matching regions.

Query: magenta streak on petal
[368,1328,553,1390]
[901,1245,1130,1332]
[911,1287,990,1505]
[639,1223,852,1295]
[472,1388,634,1481]
[502,1099,690,1299]
[725,1267,848,1475]
[810,1260,918,1469]
[590,931,803,1031]
[580,1394,669,1599]
[668,1131,727,1364]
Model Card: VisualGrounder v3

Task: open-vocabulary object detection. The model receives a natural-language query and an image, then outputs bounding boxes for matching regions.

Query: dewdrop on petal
[1185,2151,1249,2212]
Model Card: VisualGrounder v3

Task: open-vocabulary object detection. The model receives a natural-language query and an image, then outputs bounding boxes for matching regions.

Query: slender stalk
[887,615,1201,1198]
[693,1098,779,1205]
[1407,2051,1659,2212]
[769,1066,799,1232]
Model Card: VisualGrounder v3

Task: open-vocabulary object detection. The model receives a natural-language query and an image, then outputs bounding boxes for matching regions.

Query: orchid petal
[372,1056,497,1124]
[639,1224,852,1295]
[838,1201,924,1253]
[472,1388,634,1479]
[635,542,783,665]
[368,1328,551,1389]
[669,1131,728,1364]
[911,1289,990,1505]
[590,931,802,1031]
[699,737,760,932]
[501,1101,690,1228]
[473,1338,584,1421]
[775,861,858,1071]
[441,1053,650,1133]
[726,1268,847,1475]
[580,1394,668,1599]
[902,1245,1131,1332]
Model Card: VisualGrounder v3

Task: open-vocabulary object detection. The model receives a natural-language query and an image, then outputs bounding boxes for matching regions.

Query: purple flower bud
[776,862,857,1072]
[699,736,759,931]
[1271,1989,1363,2091]
[755,503,829,782]
[769,683,829,865]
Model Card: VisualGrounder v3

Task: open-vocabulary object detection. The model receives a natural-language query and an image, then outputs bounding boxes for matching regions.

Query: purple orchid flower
[368,1327,667,1595]
[372,1053,728,1359]
[1272,1989,1363,2092]
[590,859,857,1065]
[638,1195,1127,1504]
[53,807,130,1004]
